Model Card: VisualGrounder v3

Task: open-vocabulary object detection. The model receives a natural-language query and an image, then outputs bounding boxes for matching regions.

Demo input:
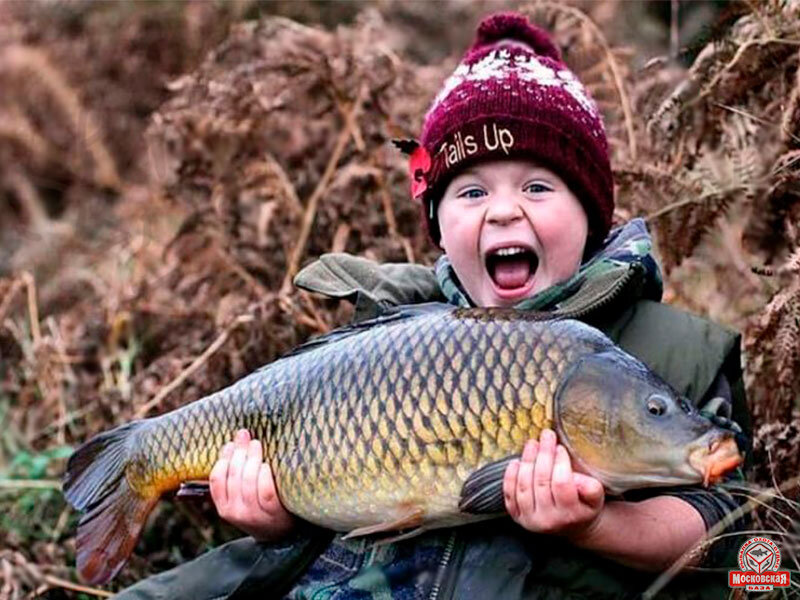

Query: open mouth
[688,435,743,486]
[485,245,539,292]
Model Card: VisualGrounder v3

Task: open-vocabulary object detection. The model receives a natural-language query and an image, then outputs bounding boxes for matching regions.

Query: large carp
[63,304,742,584]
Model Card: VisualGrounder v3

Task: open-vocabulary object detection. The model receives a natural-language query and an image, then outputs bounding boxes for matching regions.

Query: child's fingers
[209,442,234,507]
[240,439,262,509]
[551,445,577,508]
[522,439,538,462]
[533,429,556,511]
[503,458,521,518]
[257,462,277,513]
[227,430,250,500]
[573,473,605,508]
[516,440,538,517]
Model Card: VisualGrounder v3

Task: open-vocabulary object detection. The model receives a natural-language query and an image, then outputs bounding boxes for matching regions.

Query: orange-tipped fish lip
[689,436,742,486]
[703,453,743,486]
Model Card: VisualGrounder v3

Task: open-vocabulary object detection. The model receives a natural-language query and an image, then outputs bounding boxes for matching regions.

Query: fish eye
[646,396,668,417]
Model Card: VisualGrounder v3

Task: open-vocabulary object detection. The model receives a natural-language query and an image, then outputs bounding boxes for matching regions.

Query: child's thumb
[573,473,605,507]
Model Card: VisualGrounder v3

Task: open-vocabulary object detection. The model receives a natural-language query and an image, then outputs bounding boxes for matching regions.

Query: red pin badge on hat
[393,139,431,200]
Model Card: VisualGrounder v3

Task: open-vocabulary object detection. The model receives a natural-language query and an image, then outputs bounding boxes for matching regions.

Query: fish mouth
[483,242,539,298]
[688,435,743,486]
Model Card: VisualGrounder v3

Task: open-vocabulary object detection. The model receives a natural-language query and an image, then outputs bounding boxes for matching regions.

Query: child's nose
[485,195,524,225]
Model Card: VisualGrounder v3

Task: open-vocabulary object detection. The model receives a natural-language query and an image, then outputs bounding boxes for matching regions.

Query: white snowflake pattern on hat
[555,69,597,117]
[430,49,598,119]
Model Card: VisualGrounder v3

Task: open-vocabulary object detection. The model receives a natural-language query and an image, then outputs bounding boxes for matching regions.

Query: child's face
[437,158,588,308]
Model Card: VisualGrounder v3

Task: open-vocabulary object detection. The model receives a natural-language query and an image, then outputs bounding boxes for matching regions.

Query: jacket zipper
[558,262,644,321]
[428,531,458,600]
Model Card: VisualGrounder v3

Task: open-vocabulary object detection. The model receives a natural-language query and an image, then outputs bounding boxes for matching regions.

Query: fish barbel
[62,304,742,584]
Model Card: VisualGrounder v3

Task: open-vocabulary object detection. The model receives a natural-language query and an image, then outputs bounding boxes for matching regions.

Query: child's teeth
[495,247,526,256]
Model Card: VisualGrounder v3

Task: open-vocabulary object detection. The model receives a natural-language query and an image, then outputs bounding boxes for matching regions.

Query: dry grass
[1,0,799,597]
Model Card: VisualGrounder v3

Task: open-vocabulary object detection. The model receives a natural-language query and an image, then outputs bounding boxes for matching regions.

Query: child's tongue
[492,257,531,289]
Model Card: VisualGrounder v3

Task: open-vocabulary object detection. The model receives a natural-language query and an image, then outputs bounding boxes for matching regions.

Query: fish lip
[688,432,743,486]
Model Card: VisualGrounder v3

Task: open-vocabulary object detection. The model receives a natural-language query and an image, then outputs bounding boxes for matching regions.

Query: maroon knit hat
[402,12,613,248]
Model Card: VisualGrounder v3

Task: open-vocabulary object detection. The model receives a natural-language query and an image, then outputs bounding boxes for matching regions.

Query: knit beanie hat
[400,12,614,248]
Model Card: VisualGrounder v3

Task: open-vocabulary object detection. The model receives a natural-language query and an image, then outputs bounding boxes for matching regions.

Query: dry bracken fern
[3,2,800,594]
[608,0,800,469]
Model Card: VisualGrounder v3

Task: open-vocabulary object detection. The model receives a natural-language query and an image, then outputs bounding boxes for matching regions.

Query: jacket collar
[435,218,663,312]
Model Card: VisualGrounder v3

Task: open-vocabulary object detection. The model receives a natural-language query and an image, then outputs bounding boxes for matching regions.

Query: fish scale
[256,309,574,529]
[63,304,744,585]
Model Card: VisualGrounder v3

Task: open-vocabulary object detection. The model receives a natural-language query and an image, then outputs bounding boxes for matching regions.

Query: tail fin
[63,421,157,585]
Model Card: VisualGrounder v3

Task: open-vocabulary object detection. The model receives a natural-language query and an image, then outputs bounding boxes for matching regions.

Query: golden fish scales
[127,308,574,532]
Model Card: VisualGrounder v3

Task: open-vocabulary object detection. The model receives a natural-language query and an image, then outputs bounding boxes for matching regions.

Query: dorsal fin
[281,302,454,359]
[452,306,558,322]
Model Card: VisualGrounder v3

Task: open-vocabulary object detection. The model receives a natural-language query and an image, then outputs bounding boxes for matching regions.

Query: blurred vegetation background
[1,0,799,597]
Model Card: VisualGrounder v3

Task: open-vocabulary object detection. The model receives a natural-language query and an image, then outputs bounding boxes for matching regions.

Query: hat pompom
[469,12,561,61]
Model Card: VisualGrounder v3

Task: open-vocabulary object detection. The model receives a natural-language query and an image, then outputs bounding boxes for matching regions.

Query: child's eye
[524,182,552,194]
[458,187,486,200]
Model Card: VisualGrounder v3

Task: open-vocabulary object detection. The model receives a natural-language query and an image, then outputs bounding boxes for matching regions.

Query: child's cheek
[536,205,588,251]
[440,206,480,257]
[439,207,489,301]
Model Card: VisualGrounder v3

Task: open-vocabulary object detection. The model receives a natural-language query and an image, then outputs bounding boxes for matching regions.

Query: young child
[118,12,749,599]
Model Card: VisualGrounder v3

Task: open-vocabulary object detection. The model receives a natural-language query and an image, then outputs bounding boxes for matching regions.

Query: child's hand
[503,428,605,540]
[210,429,295,542]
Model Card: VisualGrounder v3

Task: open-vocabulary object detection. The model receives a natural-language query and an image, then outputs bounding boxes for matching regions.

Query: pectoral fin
[458,455,519,514]
[177,481,210,498]
[342,507,424,540]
